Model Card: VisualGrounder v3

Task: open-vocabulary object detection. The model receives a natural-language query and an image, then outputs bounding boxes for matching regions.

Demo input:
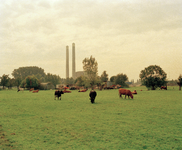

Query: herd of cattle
[17,88,39,93]
[17,85,168,104]
[54,89,97,103]
[54,87,137,103]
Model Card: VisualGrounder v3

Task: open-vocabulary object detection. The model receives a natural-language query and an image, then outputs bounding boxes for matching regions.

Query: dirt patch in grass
[0,125,16,150]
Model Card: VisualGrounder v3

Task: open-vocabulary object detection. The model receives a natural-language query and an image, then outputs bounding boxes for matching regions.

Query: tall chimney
[72,43,76,79]
[66,46,69,78]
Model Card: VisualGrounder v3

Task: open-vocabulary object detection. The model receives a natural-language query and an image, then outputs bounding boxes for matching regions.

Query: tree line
[0,56,182,90]
[0,66,63,89]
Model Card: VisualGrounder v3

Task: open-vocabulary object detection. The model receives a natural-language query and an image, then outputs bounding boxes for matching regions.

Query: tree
[14,77,22,88]
[75,76,85,87]
[35,74,45,82]
[114,73,129,87]
[110,76,116,82]
[177,74,182,90]
[65,77,75,86]
[100,71,108,82]
[7,78,15,89]
[20,79,26,88]
[45,73,61,87]
[25,75,40,89]
[12,66,46,80]
[0,74,10,89]
[139,65,167,90]
[82,55,98,89]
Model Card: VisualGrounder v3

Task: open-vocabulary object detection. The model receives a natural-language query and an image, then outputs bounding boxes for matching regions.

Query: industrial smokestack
[66,46,69,78]
[72,43,76,79]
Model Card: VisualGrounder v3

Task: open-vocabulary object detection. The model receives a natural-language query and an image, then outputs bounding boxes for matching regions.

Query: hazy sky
[0,0,182,81]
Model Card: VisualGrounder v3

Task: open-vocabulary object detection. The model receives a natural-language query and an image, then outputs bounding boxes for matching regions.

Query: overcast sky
[0,0,182,81]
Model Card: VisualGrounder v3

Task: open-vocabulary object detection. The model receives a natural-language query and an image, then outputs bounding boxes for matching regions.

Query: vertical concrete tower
[66,46,69,78]
[72,43,76,79]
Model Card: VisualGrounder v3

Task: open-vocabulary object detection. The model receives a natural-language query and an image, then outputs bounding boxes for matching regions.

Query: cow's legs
[91,99,94,103]
[91,98,95,103]
[119,94,123,98]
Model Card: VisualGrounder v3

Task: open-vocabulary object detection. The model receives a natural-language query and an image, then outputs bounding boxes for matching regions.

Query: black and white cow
[89,90,97,103]
[54,90,64,100]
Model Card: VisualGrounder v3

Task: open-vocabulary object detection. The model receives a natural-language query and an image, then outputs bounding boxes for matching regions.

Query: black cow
[89,90,97,103]
[54,90,64,100]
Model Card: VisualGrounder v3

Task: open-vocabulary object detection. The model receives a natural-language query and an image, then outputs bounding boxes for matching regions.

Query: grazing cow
[132,90,137,94]
[63,87,71,93]
[17,88,24,92]
[29,88,34,92]
[54,90,64,100]
[78,89,88,92]
[63,90,71,93]
[161,86,167,90]
[89,90,97,103]
[32,89,39,93]
[119,88,133,99]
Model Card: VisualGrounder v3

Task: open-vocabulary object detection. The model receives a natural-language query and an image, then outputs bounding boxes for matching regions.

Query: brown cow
[32,89,39,93]
[132,90,137,94]
[29,88,34,92]
[161,86,167,90]
[119,88,133,99]
[63,90,71,93]
[78,89,88,92]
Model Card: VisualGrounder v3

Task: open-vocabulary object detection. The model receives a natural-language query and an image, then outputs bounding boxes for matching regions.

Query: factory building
[66,43,84,79]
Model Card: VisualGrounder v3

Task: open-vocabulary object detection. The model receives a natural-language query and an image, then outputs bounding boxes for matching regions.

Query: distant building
[65,43,85,79]
[75,71,85,79]
[107,81,113,87]
[40,82,55,90]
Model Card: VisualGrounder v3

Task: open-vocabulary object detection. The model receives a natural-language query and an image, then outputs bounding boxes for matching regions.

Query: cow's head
[60,90,64,94]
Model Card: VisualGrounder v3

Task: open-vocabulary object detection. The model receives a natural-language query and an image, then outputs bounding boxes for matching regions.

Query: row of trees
[0,66,62,89]
[80,56,182,90]
[0,56,182,90]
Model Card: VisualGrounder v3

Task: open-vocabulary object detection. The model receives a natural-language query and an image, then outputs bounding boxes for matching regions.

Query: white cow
[17,87,24,92]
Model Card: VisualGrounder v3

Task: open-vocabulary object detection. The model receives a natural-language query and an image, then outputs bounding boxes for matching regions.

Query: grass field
[0,86,182,150]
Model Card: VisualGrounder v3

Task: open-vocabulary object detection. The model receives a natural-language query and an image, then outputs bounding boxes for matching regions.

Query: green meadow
[0,87,181,150]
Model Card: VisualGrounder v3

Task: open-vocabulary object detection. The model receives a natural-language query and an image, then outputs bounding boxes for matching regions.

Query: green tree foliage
[82,55,98,89]
[65,77,75,85]
[0,74,10,89]
[140,65,167,90]
[7,78,15,89]
[14,77,22,88]
[100,71,108,82]
[45,73,61,87]
[110,76,116,82]
[25,75,40,89]
[177,74,182,90]
[35,74,45,82]
[114,73,129,87]
[75,76,85,87]
[12,66,46,80]
[20,79,26,88]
